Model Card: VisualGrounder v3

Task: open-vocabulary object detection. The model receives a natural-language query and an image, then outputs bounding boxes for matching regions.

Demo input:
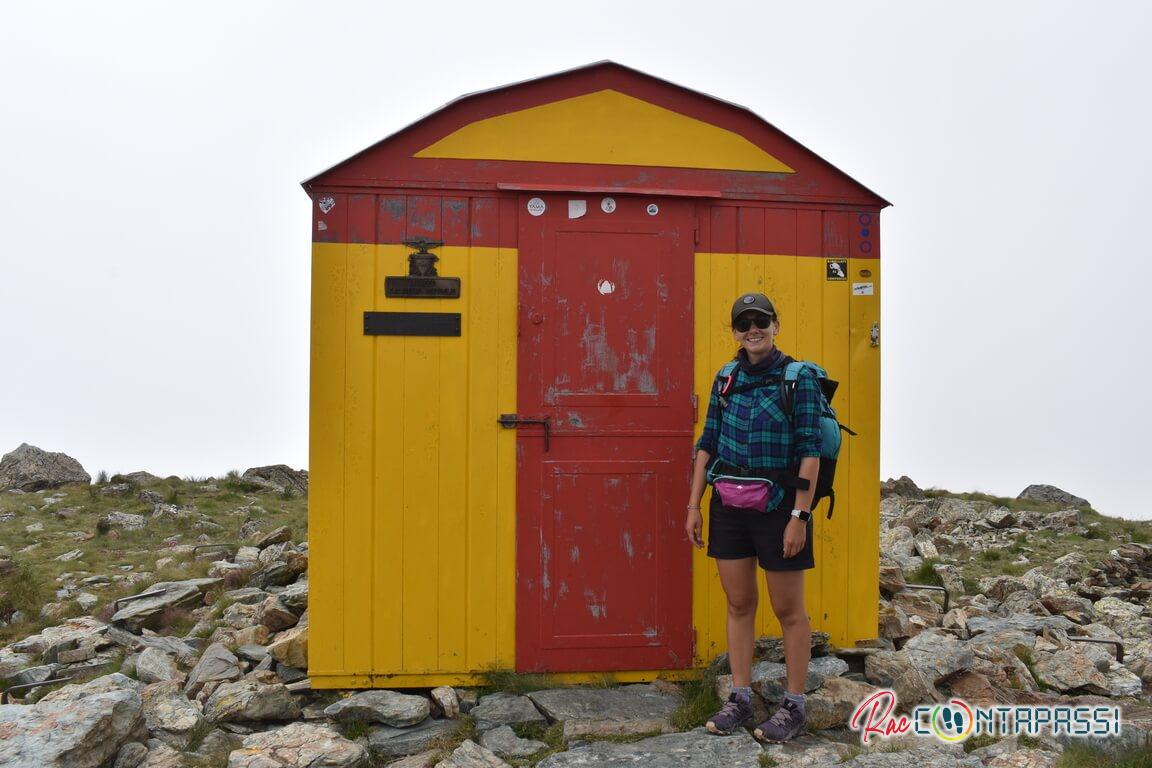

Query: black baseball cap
[731,293,776,323]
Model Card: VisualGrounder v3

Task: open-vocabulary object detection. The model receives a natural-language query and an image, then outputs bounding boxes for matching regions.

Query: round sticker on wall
[527,197,547,216]
[597,279,615,295]
[601,197,617,213]
[646,203,659,216]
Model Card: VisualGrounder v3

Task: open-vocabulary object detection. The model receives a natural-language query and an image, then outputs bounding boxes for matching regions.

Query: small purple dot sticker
[858,213,872,226]
[861,228,870,237]
[859,242,873,254]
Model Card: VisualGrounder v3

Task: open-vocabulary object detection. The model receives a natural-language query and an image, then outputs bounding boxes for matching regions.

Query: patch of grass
[337,719,373,741]
[961,733,1000,753]
[157,605,197,636]
[669,669,721,731]
[980,549,1004,562]
[905,557,943,587]
[480,668,562,695]
[96,470,109,485]
[185,719,216,752]
[961,577,980,595]
[1081,526,1105,540]
[0,562,47,623]
[507,721,565,765]
[1056,743,1152,768]
[837,744,866,763]
[759,755,780,768]
[1013,645,1049,691]
[164,487,183,506]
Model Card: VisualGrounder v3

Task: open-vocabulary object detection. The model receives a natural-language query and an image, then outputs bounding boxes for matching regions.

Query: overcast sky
[2,2,1149,520]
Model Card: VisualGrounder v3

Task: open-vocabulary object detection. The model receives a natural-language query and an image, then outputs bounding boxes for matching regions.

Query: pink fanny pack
[713,478,772,513]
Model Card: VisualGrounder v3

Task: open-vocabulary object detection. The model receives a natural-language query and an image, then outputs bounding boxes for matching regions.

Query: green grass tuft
[1056,743,1152,768]
[669,669,721,731]
[480,668,562,695]
[905,557,943,586]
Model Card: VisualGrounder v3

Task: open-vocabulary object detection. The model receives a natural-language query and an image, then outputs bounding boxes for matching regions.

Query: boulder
[0,687,144,768]
[901,629,974,685]
[431,685,460,719]
[367,718,459,757]
[267,624,308,669]
[864,651,939,706]
[136,648,182,684]
[141,681,205,749]
[242,466,309,496]
[479,725,549,759]
[110,578,222,633]
[204,679,301,722]
[1033,648,1110,695]
[435,739,510,768]
[805,676,876,730]
[750,656,849,701]
[100,511,148,531]
[228,722,368,768]
[986,508,1017,529]
[185,643,242,696]
[1017,484,1089,507]
[324,690,430,727]
[528,684,679,739]
[880,476,925,499]
[471,692,547,733]
[0,443,90,491]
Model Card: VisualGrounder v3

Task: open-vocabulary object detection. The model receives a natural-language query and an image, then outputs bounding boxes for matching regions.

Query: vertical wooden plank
[819,210,851,647]
[344,195,376,674]
[705,245,738,659]
[494,245,518,667]
[407,195,442,241]
[378,196,406,244]
[764,208,797,256]
[467,246,500,670]
[692,245,712,663]
[442,197,469,247]
[470,197,500,247]
[737,207,766,255]
[308,240,347,677]
[710,206,737,254]
[313,191,347,244]
[498,197,518,248]
[438,246,469,671]
[794,252,825,631]
[374,244,406,672]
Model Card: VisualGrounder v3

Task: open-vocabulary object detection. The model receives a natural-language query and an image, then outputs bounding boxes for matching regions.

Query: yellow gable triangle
[414,89,795,173]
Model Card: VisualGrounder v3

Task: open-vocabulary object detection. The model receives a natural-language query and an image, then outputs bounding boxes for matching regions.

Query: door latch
[497,414,551,452]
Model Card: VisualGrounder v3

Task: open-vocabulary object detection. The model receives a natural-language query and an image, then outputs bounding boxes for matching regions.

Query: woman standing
[685,292,823,744]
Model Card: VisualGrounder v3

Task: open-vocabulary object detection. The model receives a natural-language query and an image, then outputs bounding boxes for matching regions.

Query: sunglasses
[733,314,774,332]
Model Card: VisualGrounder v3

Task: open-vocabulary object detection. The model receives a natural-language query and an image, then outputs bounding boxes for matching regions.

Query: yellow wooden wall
[309,242,879,686]
[691,252,881,660]
[309,243,519,688]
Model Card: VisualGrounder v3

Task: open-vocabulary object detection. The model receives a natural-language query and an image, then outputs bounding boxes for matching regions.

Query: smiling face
[732,310,780,360]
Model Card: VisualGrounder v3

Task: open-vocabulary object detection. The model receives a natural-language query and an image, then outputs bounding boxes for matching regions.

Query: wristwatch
[790,509,812,522]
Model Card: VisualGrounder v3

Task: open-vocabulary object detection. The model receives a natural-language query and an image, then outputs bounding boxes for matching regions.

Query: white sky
[2,2,1149,519]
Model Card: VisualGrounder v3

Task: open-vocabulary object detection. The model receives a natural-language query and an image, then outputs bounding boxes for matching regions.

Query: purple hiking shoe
[754,699,807,743]
[705,693,753,735]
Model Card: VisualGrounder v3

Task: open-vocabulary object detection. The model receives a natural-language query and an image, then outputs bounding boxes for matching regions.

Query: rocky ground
[1,445,1151,768]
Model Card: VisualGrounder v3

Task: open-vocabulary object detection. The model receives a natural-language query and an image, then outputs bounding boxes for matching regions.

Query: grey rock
[839,744,984,767]
[0,443,91,491]
[224,587,270,605]
[255,525,294,548]
[986,508,1017,529]
[536,728,763,768]
[136,647,181,684]
[113,741,149,768]
[185,643,242,696]
[104,625,199,665]
[472,692,547,733]
[242,465,309,496]
[751,656,849,700]
[435,739,510,768]
[324,689,431,727]
[479,725,548,758]
[100,511,148,531]
[229,722,369,768]
[432,685,460,718]
[864,651,939,706]
[529,685,679,739]
[368,718,458,757]
[9,615,107,660]
[880,476,925,499]
[966,615,1075,636]
[0,689,143,768]
[111,578,222,632]
[1017,484,1089,507]
[141,680,205,749]
[204,679,301,722]
[257,596,298,631]
[1093,597,1151,639]
[805,676,877,730]
[1033,648,1110,694]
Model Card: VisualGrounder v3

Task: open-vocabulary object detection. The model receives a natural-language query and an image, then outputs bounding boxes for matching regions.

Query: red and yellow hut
[303,62,889,688]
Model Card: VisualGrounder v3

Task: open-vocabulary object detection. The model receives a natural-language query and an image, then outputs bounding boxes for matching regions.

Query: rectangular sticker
[568,200,587,219]
[852,282,874,296]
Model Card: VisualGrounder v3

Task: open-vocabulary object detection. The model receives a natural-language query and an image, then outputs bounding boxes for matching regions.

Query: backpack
[711,357,855,519]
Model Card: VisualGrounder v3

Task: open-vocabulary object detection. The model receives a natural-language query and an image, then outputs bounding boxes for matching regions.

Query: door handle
[497,414,551,452]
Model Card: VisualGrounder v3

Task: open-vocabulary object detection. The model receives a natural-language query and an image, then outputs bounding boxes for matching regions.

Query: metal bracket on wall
[497,414,551,452]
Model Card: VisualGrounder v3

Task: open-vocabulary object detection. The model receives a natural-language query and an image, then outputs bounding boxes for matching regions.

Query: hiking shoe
[705,693,753,735]
[754,699,807,743]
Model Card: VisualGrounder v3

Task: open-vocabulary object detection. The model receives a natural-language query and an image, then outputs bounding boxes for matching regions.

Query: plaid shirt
[696,352,823,510]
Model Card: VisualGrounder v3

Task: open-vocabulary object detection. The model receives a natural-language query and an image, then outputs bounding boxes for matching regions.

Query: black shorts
[706,491,815,571]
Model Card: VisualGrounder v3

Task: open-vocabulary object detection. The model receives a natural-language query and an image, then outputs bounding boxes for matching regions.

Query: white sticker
[646,203,659,216]
[568,200,587,219]
[597,279,615,295]
[318,196,335,214]
[852,282,875,296]
[527,197,546,216]
[601,197,617,213]
[317,221,328,231]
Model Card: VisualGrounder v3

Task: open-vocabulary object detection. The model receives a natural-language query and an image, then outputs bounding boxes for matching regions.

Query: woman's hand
[685,507,704,549]
[783,517,807,558]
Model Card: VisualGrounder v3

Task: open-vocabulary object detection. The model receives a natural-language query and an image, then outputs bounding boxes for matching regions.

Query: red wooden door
[515,194,694,672]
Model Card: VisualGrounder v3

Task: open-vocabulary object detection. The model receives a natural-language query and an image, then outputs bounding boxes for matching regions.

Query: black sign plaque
[384,276,462,299]
[364,312,461,337]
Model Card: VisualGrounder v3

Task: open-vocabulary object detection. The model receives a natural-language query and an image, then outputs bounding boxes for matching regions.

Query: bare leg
[715,557,759,686]
[764,570,809,694]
